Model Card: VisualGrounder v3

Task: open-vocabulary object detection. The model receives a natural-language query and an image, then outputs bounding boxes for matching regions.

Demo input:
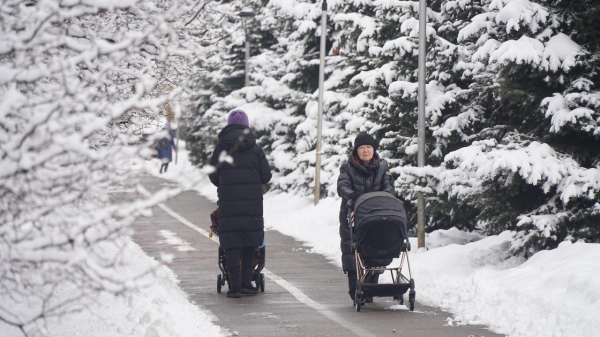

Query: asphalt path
[129,175,503,337]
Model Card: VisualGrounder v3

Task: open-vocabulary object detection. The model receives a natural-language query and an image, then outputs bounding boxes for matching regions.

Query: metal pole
[175,120,179,164]
[245,25,250,86]
[238,11,255,86]
[314,0,327,205]
[417,0,427,248]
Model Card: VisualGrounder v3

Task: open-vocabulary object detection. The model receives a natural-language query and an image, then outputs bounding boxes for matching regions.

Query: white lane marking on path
[158,229,196,251]
[153,200,376,337]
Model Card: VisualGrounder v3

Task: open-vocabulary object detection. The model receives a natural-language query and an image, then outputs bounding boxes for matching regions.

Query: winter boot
[241,247,257,295]
[347,272,357,301]
[226,254,242,297]
[241,285,258,295]
[227,291,241,298]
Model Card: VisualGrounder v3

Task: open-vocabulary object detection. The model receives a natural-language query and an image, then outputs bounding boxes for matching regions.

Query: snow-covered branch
[0,0,213,334]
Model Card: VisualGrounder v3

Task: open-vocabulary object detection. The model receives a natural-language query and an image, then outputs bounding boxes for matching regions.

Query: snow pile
[1,237,223,337]
[411,236,600,337]
[424,227,484,247]
[259,191,600,337]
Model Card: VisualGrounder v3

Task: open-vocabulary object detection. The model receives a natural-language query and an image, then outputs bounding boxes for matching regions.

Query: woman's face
[357,145,374,163]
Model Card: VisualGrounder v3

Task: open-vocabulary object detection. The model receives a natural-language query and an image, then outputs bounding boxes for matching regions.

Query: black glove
[350,192,361,201]
[346,199,354,209]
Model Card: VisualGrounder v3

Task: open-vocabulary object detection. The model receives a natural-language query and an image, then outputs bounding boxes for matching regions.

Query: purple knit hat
[227,109,249,127]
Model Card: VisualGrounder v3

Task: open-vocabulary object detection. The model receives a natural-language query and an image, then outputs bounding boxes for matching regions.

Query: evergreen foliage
[186,0,600,256]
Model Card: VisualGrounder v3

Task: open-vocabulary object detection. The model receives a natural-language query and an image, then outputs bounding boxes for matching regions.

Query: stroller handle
[346,199,354,209]
[346,199,355,229]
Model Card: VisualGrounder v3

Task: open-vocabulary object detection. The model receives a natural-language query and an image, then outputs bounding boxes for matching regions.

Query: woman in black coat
[209,109,272,298]
[337,134,395,302]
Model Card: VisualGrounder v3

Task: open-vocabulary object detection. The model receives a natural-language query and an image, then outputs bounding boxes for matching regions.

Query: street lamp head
[238,10,255,18]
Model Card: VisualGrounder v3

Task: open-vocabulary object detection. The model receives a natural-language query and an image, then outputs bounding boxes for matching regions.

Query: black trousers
[226,246,255,292]
[159,162,169,173]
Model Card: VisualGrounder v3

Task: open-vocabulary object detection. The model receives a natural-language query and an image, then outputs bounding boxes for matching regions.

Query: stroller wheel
[355,296,362,312]
[408,290,416,311]
[259,273,265,292]
[217,274,222,293]
[355,280,363,297]
[354,281,363,312]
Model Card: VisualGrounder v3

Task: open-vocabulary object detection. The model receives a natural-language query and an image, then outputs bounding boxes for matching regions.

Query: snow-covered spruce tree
[234,0,395,196]
[187,0,387,196]
[185,0,599,255]
[263,0,335,195]
[186,0,331,195]
[185,0,240,165]
[329,1,469,230]
[395,0,600,254]
[0,1,203,334]
[233,0,370,196]
[186,0,269,166]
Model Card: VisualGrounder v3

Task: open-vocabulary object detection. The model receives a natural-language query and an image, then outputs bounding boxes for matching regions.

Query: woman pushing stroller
[337,134,395,302]
[209,109,272,299]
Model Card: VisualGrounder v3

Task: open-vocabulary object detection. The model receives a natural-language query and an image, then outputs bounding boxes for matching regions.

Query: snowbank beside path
[1,237,223,337]
[259,194,600,337]
[2,146,224,337]
[47,238,223,337]
[413,235,600,337]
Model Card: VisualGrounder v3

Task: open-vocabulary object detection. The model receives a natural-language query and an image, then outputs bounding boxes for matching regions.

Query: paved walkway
[129,175,503,337]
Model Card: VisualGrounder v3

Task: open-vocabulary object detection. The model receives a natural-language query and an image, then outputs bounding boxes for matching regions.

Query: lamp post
[417,0,427,248]
[314,0,327,205]
[238,10,255,86]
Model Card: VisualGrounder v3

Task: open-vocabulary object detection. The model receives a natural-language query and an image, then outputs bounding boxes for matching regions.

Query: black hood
[347,152,382,175]
[218,124,257,152]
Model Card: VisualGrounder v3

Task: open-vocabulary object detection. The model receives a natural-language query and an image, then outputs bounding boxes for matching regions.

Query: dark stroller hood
[352,192,408,259]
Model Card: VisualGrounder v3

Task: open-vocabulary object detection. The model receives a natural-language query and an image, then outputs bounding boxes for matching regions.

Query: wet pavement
[128,175,504,337]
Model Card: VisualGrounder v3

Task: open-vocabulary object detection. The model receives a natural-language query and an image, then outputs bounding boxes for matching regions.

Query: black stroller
[210,208,266,293]
[216,245,266,293]
[348,191,416,312]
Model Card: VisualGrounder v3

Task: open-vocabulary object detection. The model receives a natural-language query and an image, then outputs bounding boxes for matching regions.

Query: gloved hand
[350,192,361,201]
[346,199,354,209]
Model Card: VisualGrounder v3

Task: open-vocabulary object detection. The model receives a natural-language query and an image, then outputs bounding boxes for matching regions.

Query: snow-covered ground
[153,143,600,337]
[4,143,597,337]
[1,235,223,337]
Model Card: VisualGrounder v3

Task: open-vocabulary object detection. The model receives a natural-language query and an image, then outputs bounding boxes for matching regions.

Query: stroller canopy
[353,192,408,259]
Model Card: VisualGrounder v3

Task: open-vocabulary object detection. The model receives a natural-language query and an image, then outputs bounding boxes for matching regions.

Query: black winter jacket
[209,125,272,249]
[337,153,395,272]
